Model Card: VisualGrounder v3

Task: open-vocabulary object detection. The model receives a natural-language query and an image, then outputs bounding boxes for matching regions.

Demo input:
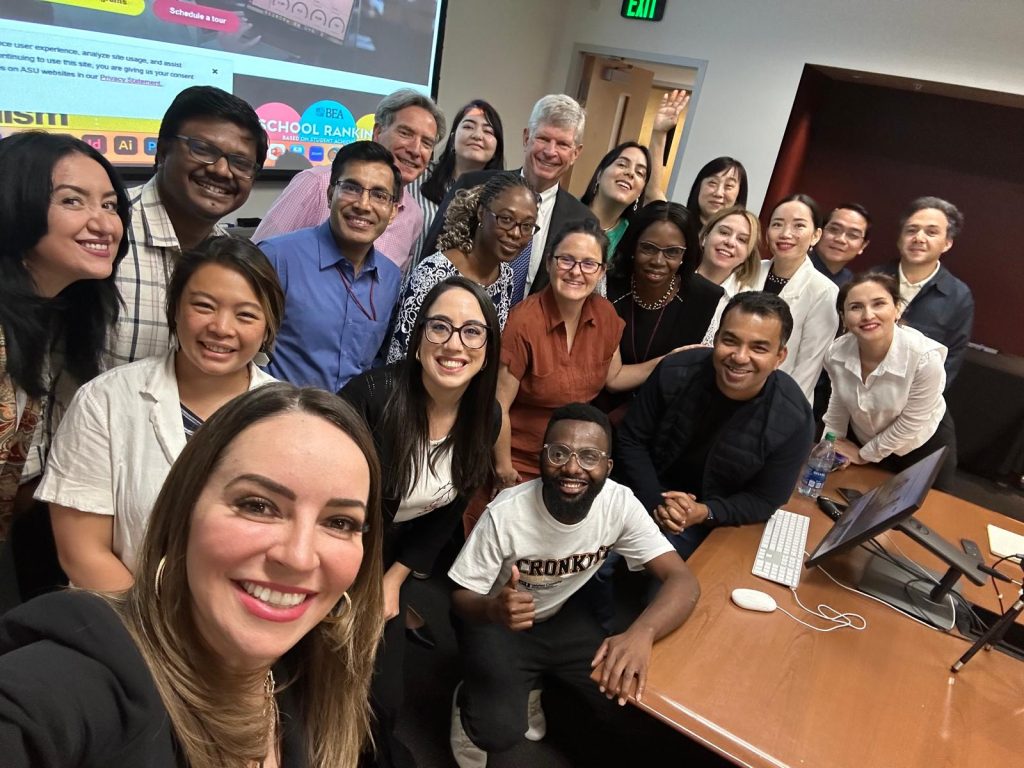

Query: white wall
[233,0,561,222]
[545,0,1024,212]
[237,0,1024,222]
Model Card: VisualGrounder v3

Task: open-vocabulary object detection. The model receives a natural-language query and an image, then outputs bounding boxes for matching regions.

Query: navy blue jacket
[881,262,973,388]
[615,349,814,526]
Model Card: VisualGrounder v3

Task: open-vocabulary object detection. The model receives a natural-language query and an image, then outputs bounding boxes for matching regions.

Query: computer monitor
[806,447,947,567]
[805,447,986,629]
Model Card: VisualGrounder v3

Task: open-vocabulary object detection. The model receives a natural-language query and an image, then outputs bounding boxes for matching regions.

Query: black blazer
[340,365,501,573]
[419,168,597,296]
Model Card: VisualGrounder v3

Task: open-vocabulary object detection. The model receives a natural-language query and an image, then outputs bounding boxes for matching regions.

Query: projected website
[0,0,441,168]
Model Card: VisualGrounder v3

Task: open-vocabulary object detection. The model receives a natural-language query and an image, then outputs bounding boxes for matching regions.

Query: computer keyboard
[752,509,810,588]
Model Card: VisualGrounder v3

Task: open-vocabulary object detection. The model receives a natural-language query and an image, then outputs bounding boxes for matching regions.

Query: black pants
[453,588,618,755]
[874,409,958,492]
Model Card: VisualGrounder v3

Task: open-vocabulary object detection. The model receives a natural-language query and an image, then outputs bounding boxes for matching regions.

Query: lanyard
[335,263,376,322]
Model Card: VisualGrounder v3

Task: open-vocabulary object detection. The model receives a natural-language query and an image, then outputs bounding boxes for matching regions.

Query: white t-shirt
[393,439,457,523]
[449,478,673,621]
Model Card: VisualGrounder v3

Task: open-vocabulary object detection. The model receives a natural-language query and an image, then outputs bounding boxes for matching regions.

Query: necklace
[628,277,677,362]
[257,670,278,768]
[630,274,678,310]
[765,269,790,288]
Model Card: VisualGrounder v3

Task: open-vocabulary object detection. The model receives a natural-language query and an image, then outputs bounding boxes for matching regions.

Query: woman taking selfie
[0,131,128,543]
[824,272,956,489]
[343,276,500,767]
[0,383,385,767]
[695,205,763,344]
[37,237,281,589]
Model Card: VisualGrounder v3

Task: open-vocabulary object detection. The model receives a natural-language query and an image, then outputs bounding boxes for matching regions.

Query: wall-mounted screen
[0,0,445,169]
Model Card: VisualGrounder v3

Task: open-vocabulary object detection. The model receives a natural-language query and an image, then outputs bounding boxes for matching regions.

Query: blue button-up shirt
[258,221,402,391]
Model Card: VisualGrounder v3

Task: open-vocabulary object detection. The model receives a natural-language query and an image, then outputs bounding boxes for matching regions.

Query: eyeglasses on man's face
[175,135,260,179]
[542,442,609,470]
[334,180,398,207]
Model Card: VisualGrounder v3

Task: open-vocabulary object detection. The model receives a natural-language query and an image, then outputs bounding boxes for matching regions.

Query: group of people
[0,79,973,767]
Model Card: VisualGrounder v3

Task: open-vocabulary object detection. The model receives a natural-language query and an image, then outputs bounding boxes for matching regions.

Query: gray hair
[899,196,964,240]
[374,88,446,143]
[527,94,586,145]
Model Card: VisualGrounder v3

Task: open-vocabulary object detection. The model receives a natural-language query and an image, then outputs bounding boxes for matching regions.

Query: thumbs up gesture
[488,565,536,631]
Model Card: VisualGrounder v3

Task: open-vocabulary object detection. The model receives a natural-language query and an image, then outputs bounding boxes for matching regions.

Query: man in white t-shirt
[448,403,699,766]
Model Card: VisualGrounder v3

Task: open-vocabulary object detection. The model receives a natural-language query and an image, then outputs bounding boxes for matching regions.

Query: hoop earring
[154,556,167,600]
[321,592,352,625]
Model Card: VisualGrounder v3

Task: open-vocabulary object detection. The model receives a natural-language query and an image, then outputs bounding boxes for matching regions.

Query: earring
[154,556,167,600]
[633,198,640,212]
[321,592,352,625]
[253,346,270,367]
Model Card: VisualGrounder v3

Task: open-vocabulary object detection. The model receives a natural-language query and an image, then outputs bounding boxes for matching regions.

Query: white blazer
[36,350,275,573]
[751,257,839,402]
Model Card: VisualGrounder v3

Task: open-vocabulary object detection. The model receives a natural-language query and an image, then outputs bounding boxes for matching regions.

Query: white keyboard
[752,509,810,588]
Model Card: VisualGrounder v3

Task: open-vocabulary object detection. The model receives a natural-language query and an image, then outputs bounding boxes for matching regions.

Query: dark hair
[435,172,538,253]
[119,383,383,768]
[381,276,500,498]
[156,86,268,169]
[328,140,402,199]
[770,193,822,229]
[0,131,129,396]
[827,202,872,240]
[610,201,698,280]
[718,291,794,348]
[898,196,963,240]
[580,141,653,223]
[545,218,610,264]
[686,157,748,220]
[544,402,613,450]
[166,236,285,352]
[420,100,505,205]
[836,272,900,317]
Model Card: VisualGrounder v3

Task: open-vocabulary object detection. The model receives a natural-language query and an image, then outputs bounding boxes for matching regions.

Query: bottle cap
[825,432,836,441]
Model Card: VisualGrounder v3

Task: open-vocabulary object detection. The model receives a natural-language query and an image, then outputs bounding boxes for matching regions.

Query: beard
[541,474,606,524]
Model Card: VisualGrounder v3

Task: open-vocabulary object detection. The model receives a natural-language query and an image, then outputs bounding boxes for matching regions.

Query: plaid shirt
[106,179,226,368]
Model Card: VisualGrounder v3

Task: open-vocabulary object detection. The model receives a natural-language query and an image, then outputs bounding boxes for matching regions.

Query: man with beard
[447,403,698,767]
[616,291,814,559]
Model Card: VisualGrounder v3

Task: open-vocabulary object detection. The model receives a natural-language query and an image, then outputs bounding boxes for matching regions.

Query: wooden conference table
[636,467,1024,768]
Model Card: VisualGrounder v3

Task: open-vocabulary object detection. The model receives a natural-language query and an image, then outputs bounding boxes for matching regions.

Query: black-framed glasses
[637,241,686,260]
[543,443,609,470]
[486,209,540,236]
[422,316,489,349]
[335,180,398,206]
[175,135,260,179]
[553,255,604,275]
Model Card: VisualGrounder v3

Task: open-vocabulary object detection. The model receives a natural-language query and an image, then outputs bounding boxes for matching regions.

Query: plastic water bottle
[798,433,836,499]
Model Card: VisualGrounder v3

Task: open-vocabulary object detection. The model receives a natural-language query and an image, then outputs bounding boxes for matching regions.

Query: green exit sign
[621,0,666,21]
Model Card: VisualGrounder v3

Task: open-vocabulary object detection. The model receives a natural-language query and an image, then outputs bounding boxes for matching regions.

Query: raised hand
[653,89,690,134]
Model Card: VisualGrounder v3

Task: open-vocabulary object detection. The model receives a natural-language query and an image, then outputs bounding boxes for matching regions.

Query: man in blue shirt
[258,141,403,390]
[810,203,871,288]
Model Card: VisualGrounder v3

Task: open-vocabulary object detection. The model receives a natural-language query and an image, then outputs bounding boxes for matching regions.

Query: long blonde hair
[105,384,385,767]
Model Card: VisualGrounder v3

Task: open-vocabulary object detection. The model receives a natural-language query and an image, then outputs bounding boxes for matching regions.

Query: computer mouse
[731,588,777,613]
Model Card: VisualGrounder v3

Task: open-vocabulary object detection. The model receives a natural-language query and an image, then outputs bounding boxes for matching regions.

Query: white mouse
[731,588,777,613]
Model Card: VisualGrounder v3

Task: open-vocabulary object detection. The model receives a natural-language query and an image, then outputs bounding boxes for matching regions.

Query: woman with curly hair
[385,171,538,363]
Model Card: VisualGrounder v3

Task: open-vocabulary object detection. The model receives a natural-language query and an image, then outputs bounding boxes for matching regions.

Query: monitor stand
[857,552,961,629]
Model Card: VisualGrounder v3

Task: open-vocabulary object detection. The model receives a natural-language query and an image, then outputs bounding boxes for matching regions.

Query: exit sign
[621,0,665,21]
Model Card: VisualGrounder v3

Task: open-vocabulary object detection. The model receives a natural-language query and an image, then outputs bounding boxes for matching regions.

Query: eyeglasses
[422,317,489,349]
[553,254,604,275]
[823,224,866,242]
[543,443,609,470]
[175,136,260,179]
[335,180,398,206]
[486,209,540,236]
[637,241,686,260]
